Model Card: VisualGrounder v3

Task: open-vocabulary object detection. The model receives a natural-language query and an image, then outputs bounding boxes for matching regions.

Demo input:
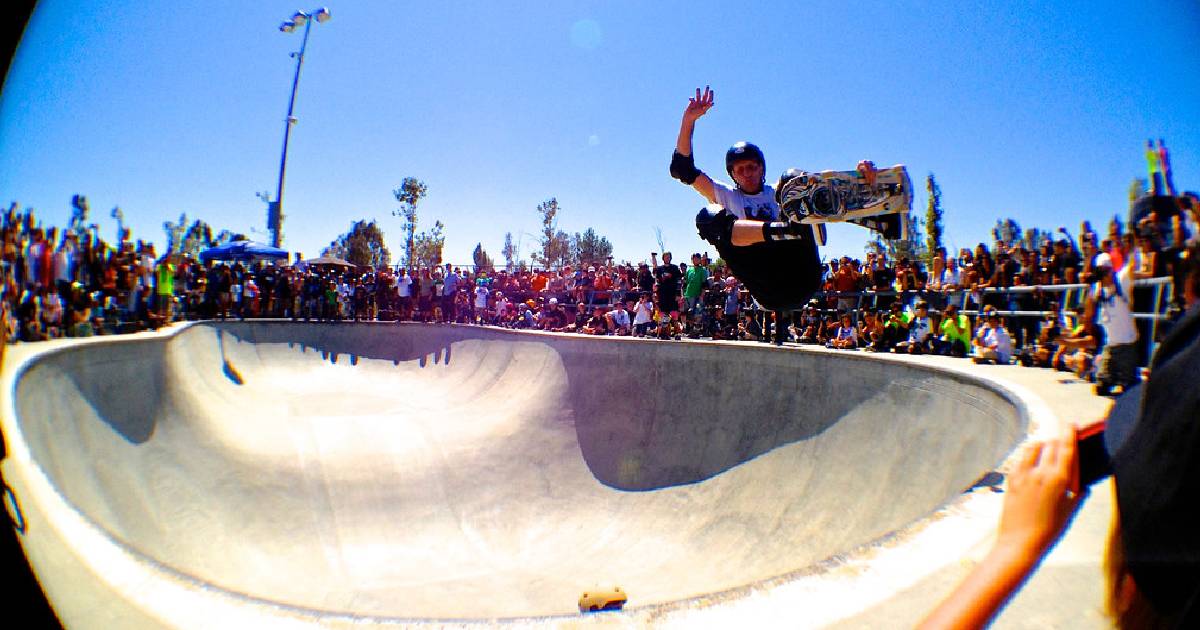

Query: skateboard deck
[777,162,912,225]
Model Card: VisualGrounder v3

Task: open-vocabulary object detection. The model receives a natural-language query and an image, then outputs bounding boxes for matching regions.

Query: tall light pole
[269,7,332,249]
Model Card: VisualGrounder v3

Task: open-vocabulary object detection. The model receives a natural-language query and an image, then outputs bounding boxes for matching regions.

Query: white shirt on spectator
[1184,213,1199,247]
[53,245,73,283]
[397,274,412,297]
[908,316,932,343]
[981,325,1014,363]
[474,286,489,309]
[940,266,961,289]
[26,240,44,286]
[1094,266,1138,345]
[609,308,630,328]
[633,300,654,325]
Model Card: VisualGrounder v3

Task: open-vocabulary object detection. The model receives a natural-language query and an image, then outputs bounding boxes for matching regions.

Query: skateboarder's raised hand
[673,86,717,202]
[683,86,714,124]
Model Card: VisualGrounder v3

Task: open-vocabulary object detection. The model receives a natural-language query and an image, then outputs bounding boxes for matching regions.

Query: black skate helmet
[725,141,766,192]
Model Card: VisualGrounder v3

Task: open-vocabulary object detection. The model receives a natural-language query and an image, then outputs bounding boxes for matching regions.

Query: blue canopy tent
[199,240,289,264]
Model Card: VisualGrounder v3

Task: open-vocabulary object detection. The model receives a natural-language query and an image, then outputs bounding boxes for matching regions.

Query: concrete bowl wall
[1,322,1028,625]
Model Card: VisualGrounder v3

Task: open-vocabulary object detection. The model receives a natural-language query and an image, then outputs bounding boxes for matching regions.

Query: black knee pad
[696,206,735,247]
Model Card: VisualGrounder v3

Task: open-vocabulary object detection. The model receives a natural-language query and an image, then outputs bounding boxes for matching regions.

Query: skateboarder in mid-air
[669,86,903,344]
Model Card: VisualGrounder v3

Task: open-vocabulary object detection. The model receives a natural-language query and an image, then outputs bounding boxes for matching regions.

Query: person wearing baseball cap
[921,244,1200,628]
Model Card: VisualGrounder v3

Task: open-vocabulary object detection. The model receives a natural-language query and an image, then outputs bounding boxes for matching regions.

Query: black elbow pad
[671,151,702,185]
[696,206,735,247]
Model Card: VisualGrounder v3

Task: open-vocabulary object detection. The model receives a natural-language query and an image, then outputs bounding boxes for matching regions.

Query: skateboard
[578,586,627,612]
[776,161,912,238]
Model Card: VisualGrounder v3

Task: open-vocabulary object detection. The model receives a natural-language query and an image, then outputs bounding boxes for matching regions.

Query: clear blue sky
[2,0,1198,266]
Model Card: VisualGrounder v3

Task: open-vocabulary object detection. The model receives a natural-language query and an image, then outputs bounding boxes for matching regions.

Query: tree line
[322,178,612,272]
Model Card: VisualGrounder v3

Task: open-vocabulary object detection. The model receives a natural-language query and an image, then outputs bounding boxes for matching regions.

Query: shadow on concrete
[16,343,164,445]
[206,322,855,491]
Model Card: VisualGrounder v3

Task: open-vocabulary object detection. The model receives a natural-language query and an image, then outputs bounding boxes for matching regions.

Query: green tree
[163,214,236,259]
[992,218,1021,248]
[182,219,215,258]
[325,220,391,269]
[163,212,187,255]
[865,210,926,263]
[924,174,944,259]
[502,232,516,271]
[472,243,495,273]
[411,220,445,269]
[393,177,428,267]
[533,198,572,268]
[68,195,91,238]
[1023,227,1047,251]
[572,227,613,267]
[110,205,128,243]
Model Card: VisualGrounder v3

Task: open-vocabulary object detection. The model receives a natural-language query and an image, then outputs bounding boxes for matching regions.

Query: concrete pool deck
[0,321,1116,628]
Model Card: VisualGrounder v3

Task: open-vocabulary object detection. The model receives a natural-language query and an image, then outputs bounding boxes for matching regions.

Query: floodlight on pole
[268,7,332,249]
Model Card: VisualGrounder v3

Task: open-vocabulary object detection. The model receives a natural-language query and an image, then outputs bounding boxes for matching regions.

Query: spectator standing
[832,256,861,313]
[866,252,895,308]
[654,252,682,324]
[632,292,654,336]
[636,262,654,295]
[1091,252,1140,396]
[683,253,708,329]
[473,282,489,324]
[722,278,740,326]
[396,268,412,320]
[442,264,459,323]
[492,290,508,325]
[155,256,175,322]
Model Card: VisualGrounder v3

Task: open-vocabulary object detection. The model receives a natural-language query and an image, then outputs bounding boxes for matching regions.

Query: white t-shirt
[1095,266,1138,345]
[983,326,1014,362]
[711,180,779,221]
[53,247,73,283]
[396,275,412,297]
[908,316,932,343]
[633,301,654,325]
[474,286,489,309]
[940,267,961,288]
[609,308,630,328]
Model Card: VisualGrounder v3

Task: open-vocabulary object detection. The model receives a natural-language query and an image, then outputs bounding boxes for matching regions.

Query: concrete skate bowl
[2,321,1027,626]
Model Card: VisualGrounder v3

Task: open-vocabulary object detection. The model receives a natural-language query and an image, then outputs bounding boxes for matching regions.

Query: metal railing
[795,276,1176,356]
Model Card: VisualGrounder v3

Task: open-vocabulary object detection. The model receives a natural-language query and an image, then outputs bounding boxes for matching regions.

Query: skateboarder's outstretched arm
[671,87,795,247]
[673,86,717,203]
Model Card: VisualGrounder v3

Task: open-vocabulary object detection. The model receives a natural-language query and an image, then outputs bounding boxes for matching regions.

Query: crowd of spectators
[3,191,1198,395]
